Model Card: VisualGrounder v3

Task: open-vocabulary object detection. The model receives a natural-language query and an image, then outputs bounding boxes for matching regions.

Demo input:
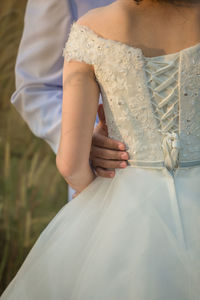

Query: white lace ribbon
[161,132,180,170]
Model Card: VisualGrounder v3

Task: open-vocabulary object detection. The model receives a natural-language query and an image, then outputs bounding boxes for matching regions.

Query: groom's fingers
[92,132,126,150]
[90,146,129,161]
[92,157,127,169]
[94,167,116,178]
[91,120,128,178]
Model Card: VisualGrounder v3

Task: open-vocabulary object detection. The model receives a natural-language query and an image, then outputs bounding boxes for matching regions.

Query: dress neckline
[74,22,200,60]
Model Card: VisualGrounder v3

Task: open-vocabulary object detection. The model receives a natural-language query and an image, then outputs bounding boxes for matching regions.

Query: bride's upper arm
[63,59,96,89]
[56,59,99,179]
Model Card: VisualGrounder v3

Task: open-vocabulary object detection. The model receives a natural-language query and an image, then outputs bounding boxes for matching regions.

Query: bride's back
[64,0,200,169]
[78,0,200,58]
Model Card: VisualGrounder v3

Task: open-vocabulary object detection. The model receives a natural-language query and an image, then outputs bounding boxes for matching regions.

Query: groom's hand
[90,104,129,178]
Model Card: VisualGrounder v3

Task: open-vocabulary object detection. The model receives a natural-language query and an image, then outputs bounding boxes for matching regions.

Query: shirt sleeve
[11,0,74,153]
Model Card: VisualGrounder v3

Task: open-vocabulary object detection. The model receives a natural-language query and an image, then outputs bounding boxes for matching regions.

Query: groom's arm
[11,0,128,176]
[11,0,74,153]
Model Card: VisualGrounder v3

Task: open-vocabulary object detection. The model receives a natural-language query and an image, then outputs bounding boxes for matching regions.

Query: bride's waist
[127,159,200,170]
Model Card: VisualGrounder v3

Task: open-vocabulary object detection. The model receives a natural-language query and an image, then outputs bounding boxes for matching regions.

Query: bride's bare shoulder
[76,3,126,36]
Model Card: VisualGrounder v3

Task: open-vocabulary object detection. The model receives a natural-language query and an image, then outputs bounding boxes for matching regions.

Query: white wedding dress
[1,23,200,300]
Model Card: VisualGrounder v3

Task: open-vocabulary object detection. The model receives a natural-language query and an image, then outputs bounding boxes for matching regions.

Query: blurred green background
[0,0,68,293]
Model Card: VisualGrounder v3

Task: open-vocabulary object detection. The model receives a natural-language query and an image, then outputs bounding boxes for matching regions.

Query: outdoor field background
[0,0,68,293]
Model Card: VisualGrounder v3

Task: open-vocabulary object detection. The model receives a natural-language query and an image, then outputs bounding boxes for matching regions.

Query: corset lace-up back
[63,23,200,172]
[144,55,180,170]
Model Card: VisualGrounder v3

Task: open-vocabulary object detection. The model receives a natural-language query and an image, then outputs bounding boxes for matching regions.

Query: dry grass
[0,0,68,293]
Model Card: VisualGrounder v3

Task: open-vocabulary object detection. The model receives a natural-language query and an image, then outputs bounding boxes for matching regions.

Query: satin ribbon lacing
[145,56,180,171]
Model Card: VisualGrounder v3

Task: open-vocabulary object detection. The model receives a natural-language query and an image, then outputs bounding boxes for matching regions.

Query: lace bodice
[63,23,200,171]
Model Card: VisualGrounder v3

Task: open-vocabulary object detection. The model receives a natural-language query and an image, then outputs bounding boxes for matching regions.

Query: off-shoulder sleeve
[63,23,99,66]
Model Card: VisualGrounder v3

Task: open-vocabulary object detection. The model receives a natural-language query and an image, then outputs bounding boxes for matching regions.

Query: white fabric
[63,23,200,166]
[11,0,113,201]
[2,23,200,300]
[1,167,200,299]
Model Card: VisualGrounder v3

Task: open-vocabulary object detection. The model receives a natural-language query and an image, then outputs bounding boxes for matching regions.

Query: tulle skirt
[1,166,200,300]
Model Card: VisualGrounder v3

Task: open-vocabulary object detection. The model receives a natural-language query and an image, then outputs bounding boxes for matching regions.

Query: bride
[1,0,200,299]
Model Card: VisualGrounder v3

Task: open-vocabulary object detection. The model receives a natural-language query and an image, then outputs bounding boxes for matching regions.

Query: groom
[11,0,129,200]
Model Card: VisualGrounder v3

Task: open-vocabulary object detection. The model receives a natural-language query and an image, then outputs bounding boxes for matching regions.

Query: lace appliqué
[63,22,200,169]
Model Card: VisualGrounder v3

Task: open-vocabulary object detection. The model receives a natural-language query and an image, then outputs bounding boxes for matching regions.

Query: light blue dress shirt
[12,0,113,153]
[11,0,114,200]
